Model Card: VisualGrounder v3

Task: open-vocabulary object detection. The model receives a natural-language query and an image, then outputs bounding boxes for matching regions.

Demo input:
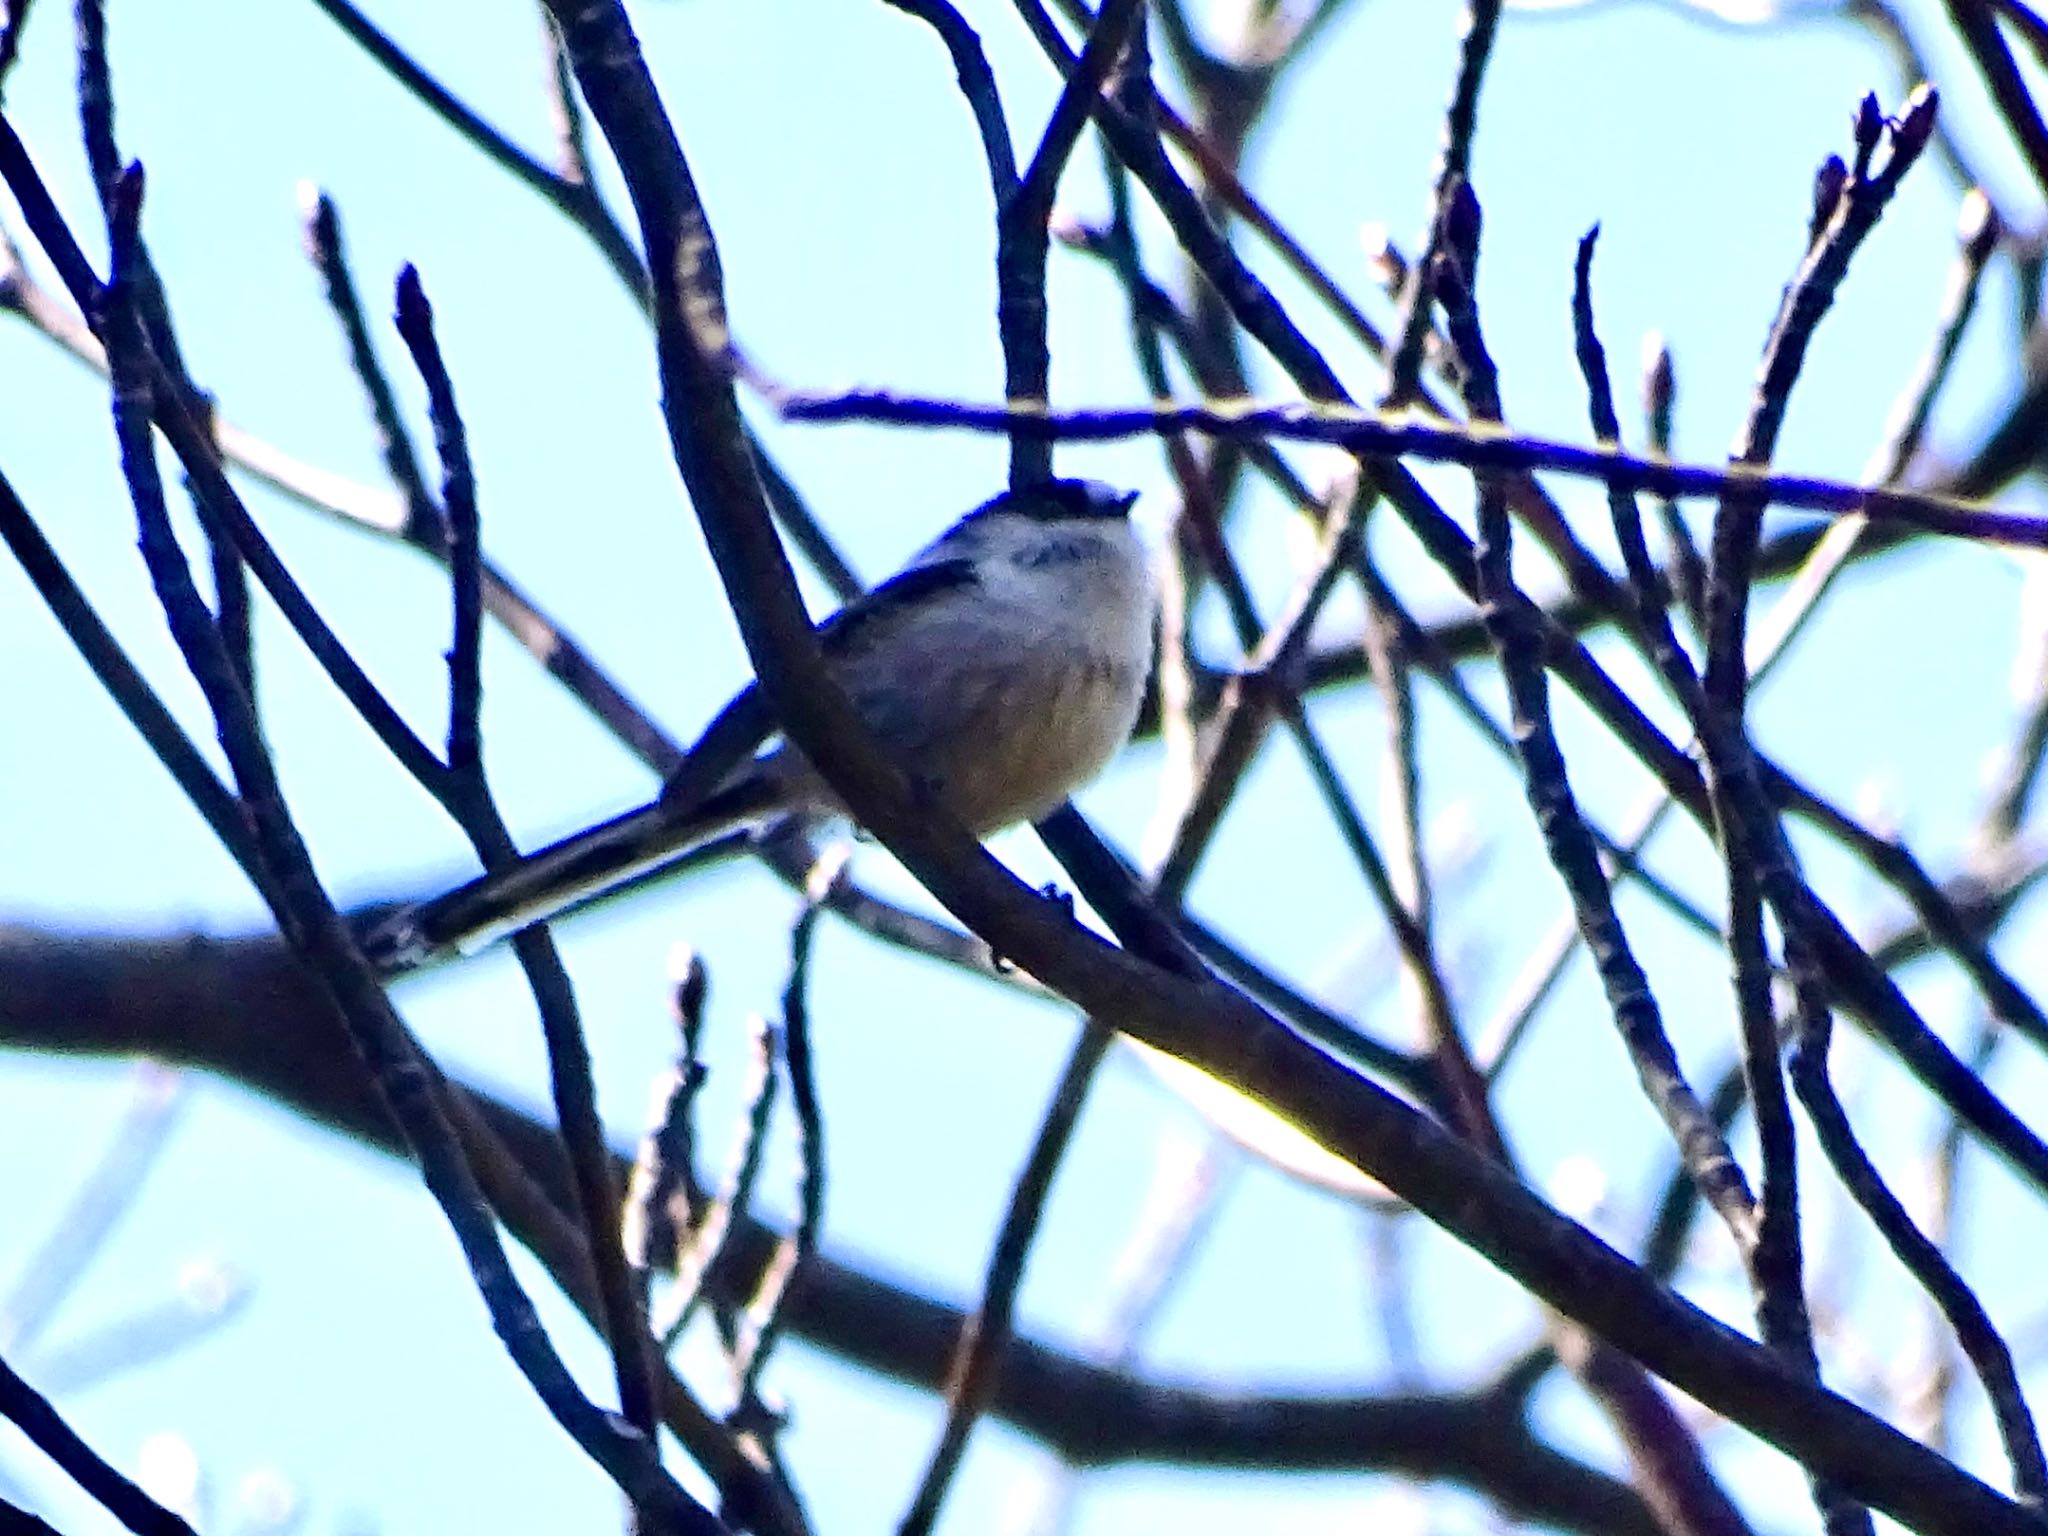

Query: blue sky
[2,1,2044,1532]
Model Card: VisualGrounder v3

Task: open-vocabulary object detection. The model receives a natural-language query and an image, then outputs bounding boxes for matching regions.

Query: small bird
[369,477,1157,970]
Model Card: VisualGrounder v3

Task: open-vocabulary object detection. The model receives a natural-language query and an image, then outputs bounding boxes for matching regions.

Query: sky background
[3,0,2047,1532]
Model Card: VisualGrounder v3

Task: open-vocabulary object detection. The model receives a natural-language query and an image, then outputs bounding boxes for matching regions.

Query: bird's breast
[817,524,1156,834]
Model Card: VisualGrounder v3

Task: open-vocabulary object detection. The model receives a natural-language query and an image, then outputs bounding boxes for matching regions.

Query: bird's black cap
[973,478,1140,523]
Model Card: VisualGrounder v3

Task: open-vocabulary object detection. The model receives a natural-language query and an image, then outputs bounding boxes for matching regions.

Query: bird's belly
[931,651,1144,831]
[828,621,1144,836]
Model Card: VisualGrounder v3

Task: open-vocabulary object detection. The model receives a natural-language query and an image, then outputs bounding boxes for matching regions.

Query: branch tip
[301,184,338,252]
[1888,83,1940,173]
[1960,185,1999,252]
[1853,90,1885,170]
[394,262,430,334]
[1811,155,1847,243]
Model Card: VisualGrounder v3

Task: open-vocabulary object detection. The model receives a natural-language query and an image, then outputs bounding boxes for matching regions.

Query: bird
[366,476,1157,971]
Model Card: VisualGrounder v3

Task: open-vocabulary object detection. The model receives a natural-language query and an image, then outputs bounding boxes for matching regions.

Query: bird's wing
[818,557,980,660]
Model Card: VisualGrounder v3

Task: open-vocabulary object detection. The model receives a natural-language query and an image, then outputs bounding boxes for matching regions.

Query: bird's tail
[362,775,783,975]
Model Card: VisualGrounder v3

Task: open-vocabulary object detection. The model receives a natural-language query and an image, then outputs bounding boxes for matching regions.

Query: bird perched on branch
[367,477,1156,971]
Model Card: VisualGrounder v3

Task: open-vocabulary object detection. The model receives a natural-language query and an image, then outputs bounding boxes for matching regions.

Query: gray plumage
[367,478,1155,971]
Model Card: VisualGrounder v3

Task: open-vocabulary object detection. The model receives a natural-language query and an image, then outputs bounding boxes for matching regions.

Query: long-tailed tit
[368,477,1156,970]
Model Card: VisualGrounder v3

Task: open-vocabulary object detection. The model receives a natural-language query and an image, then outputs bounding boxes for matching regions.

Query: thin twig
[1009,1132,1237,1536]
[1018,0,1391,371]
[898,1023,1115,1536]
[879,0,1046,482]
[1944,0,2048,200]
[1016,0,1699,631]
[660,1018,783,1351]
[0,1065,187,1354]
[1702,87,1937,723]
[1642,336,1706,632]
[624,951,713,1290]
[392,264,661,1438]
[539,3,594,186]
[97,161,717,1534]
[1746,186,2001,674]
[303,192,441,541]
[306,4,858,599]
[24,1263,248,1397]
[998,0,1145,484]
[395,268,485,778]
[0,1350,196,1536]
[0,467,269,890]
[1983,562,2048,844]
[1693,96,1938,1536]
[0,0,34,94]
[732,859,836,1408]
[207,514,255,702]
[1481,197,2022,1098]
[1384,0,1502,402]
[0,119,451,792]
[1441,182,1760,1536]
[1573,228,1703,710]
[1437,179,1757,1246]
[1359,541,1489,1144]
[1473,783,1683,1079]
[308,0,645,299]
[1790,989,2048,1503]
[769,386,2048,551]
